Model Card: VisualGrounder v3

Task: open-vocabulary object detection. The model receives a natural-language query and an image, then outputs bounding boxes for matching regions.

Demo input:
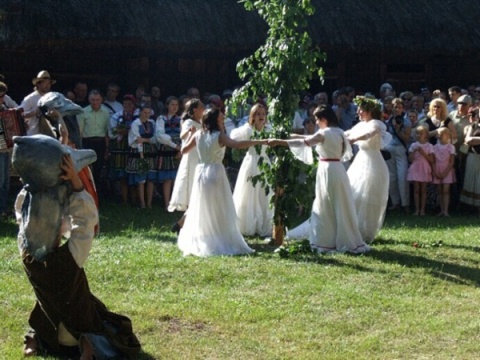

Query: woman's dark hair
[164,96,179,114]
[313,105,339,127]
[202,107,222,132]
[182,98,202,121]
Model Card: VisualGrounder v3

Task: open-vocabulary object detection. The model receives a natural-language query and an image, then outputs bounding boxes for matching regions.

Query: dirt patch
[158,315,208,333]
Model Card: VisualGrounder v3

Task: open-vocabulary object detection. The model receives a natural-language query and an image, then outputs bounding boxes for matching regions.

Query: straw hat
[32,70,56,85]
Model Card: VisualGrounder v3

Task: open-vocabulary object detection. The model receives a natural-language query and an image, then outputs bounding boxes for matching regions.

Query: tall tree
[231,0,325,245]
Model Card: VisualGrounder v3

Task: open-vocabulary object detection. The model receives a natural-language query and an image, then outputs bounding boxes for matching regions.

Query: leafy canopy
[231,0,325,231]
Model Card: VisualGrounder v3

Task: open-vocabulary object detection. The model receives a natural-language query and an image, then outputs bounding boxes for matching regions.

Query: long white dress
[168,119,202,212]
[345,120,391,243]
[177,130,254,256]
[231,124,273,237]
[286,128,370,254]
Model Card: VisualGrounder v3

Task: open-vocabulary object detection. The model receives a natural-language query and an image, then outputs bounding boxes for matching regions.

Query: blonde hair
[248,103,266,126]
[437,127,452,143]
[428,99,448,120]
[415,125,428,137]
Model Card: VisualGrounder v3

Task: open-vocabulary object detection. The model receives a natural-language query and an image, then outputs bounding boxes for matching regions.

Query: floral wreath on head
[353,96,382,113]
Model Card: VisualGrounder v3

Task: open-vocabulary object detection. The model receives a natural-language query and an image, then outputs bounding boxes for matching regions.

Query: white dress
[177,131,254,256]
[231,124,273,237]
[168,119,202,212]
[286,128,370,254]
[346,120,390,243]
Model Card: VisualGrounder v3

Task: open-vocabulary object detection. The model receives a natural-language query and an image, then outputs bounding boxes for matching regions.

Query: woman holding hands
[269,105,370,254]
[178,107,267,257]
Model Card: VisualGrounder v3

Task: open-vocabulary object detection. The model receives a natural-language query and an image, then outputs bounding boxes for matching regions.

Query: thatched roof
[0,0,479,53]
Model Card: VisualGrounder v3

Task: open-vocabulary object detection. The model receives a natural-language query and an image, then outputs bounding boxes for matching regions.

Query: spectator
[150,85,164,116]
[20,70,55,135]
[385,98,412,212]
[72,80,89,107]
[103,82,123,115]
[447,86,462,113]
[77,90,110,196]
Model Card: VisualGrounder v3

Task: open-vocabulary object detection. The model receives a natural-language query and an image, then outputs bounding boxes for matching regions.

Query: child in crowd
[407,125,434,215]
[432,127,456,216]
[407,110,420,147]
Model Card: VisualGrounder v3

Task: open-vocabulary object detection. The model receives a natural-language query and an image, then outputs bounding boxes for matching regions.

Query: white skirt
[178,163,254,256]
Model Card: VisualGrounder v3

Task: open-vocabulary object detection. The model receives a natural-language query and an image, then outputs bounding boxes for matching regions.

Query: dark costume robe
[23,243,141,358]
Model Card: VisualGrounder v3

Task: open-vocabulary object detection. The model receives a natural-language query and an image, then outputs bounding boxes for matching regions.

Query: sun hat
[32,70,56,85]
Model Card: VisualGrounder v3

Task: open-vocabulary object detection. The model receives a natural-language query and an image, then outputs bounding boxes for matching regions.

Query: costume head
[12,135,96,260]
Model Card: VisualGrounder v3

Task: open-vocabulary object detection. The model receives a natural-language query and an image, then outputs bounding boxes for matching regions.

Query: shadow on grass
[375,237,480,253]
[137,351,158,360]
[384,210,479,229]
[0,217,18,238]
[249,241,374,271]
[368,248,480,286]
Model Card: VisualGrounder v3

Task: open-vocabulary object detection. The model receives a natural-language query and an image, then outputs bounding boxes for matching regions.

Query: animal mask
[12,135,96,260]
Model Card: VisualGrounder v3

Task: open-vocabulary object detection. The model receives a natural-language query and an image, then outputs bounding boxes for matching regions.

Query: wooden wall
[1,45,478,103]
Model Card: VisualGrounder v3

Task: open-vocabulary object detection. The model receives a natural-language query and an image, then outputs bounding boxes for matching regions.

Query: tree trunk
[272,186,285,246]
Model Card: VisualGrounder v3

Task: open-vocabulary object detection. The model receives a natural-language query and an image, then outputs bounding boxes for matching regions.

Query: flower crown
[353,96,382,113]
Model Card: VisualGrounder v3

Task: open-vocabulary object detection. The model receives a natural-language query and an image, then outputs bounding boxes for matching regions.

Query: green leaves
[233,0,325,237]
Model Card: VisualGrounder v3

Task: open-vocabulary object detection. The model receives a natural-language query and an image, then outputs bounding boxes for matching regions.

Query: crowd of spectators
[1,70,480,217]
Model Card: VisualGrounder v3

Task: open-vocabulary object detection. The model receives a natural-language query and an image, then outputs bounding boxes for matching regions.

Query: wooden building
[1,0,479,100]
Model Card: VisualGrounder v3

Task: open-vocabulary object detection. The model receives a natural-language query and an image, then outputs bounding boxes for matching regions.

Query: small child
[407,125,434,215]
[432,127,456,216]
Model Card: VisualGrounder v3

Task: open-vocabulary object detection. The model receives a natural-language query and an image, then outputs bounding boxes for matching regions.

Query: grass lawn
[1,198,479,359]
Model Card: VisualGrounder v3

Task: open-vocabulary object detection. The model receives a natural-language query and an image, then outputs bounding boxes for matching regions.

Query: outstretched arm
[219,132,267,149]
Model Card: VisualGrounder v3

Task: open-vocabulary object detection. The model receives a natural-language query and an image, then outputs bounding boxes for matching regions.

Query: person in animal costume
[12,135,141,359]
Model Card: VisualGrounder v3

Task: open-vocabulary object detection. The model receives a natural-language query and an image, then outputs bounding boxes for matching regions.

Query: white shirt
[103,100,123,115]
[20,90,43,135]
[15,189,98,268]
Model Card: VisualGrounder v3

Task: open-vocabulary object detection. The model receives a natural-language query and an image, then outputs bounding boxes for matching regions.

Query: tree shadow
[249,241,373,271]
[368,248,480,286]
[383,211,479,229]
[374,237,480,253]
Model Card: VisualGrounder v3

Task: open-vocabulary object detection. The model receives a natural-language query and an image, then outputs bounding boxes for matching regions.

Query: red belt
[320,158,340,162]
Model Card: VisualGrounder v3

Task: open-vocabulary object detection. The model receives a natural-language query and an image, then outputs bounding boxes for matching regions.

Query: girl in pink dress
[432,127,456,216]
[407,125,434,215]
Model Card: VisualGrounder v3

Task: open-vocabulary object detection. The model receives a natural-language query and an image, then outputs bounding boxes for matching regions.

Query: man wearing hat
[451,94,472,201]
[20,70,56,135]
[451,94,472,150]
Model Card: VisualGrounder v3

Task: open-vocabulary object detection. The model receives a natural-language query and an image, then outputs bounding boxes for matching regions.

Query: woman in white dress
[231,103,273,237]
[269,105,370,254]
[178,107,266,256]
[345,96,391,243]
[168,99,205,232]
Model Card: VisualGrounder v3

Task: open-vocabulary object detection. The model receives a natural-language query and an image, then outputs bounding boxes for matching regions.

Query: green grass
[1,200,479,359]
